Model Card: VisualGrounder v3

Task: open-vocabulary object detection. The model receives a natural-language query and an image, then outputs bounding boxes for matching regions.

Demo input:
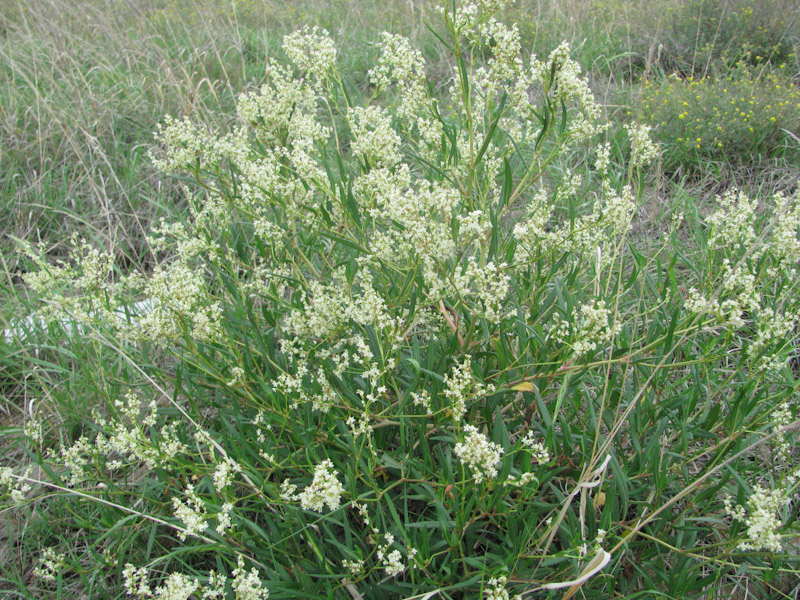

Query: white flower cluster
[717,261,758,322]
[123,557,269,600]
[282,26,336,83]
[213,458,242,492]
[377,533,406,577]
[283,459,344,513]
[553,300,621,358]
[46,395,188,492]
[369,32,427,121]
[770,402,794,465]
[376,532,417,578]
[216,502,234,536]
[24,419,43,444]
[153,573,200,600]
[594,142,612,176]
[277,332,394,415]
[706,188,758,251]
[0,466,32,504]
[349,504,417,578]
[457,209,491,242]
[231,556,271,600]
[149,116,213,173]
[683,287,716,316]
[346,414,374,439]
[374,180,461,268]
[349,105,403,168]
[20,236,121,330]
[122,564,153,598]
[446,0,514,34]
[226,366,245,387]
[55,435,95,486]
[451,258,510,324]
[454,425,504,483]
[33,547,66,582]
[476,18,523,96]
[512,188,551,260]
[93,392,187,471]
[747,309,798,374]
[236,57,328,185]
[411,389,434,415]
[624,123,659,168]
[505,472,537,487]
[684,259,761,329]
[279,479,299,504]
[149,218,218,259]
[136,261,222,343]
[514,177,634,268]
[521,431,551,465]
[484,576,521,600]
[342,558,365,577]
[172,484,208,540]
[725,483,791,552]
[443,356,495,422]
[600,185,636,234]
[770,190,800,275]
[282,269,395,341]
[149,119,252,177]
[546,42,601,140]
[683,189,800,371]
[505,431,549,485]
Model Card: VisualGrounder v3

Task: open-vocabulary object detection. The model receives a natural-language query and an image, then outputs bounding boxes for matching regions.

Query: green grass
[1,1,800,599]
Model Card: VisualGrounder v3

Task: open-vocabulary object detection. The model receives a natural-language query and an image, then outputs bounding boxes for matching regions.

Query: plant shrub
[3,1,800,598]
[641,62,800,172]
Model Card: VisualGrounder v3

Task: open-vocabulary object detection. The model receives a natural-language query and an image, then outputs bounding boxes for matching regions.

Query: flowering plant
[4,1,800,598]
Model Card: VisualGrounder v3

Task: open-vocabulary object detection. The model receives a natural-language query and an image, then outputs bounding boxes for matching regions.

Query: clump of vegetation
[661,0,798,75]
[641,62,800,172]
[2,1,800,599]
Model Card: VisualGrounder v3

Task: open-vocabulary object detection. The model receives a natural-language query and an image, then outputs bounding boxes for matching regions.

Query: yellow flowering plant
[641,61,800,172]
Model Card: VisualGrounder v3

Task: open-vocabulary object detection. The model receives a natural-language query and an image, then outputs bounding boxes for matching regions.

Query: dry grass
[0,0,797,276]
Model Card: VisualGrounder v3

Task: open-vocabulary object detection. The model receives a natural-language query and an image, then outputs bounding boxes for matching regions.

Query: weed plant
[641,61,800,173]
[659,0,799,76]
[2,1,800,599]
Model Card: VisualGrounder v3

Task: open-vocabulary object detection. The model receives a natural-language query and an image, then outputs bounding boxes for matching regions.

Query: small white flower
[213,458,242,492]
[625,123,659,168]
[122,564,152,597]
[411,390,433,415]
[376,533,412,577]
[172,484,208,540]
[297,459,344,512]
[342,558,365,577]
[0,466,32,503]
[725,485,789,552]
[33,548,66,582]
[216,503,234,535]
[521,431,550,465]
[231,556,270,600]
[484,576,521,600]
[454,425,504,483]
[279,480,298,503]
[282,26,337,82]
[226,366,245,387]
[154,573,200,600]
